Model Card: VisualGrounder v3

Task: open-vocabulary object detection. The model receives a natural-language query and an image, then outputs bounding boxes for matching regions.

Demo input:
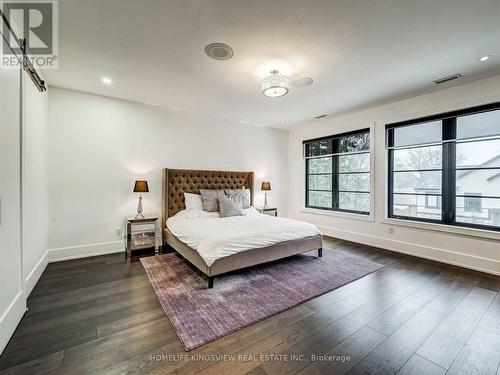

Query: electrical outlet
[388,227,394,235]
[116,228,122,237]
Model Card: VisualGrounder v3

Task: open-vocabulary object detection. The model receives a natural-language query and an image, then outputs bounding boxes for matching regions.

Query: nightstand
[125,216,159,259]
[256,207,278,217]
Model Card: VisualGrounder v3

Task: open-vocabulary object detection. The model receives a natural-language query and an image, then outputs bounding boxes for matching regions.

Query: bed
[161,168,323,288]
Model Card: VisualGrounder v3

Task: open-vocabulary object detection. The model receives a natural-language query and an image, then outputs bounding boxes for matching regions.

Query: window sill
[300,207,375,222]
[382,217,500,241]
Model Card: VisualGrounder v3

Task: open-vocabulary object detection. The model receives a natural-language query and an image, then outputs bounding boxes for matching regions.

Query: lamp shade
[261,181,271,191]
[133,180,149,193]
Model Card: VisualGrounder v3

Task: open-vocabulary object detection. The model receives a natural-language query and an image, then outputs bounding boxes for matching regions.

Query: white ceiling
[45,0,500,128]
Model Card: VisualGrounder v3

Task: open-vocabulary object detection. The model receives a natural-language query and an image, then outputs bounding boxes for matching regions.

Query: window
[464,193,482,213]
[387,102,500,231]
[425,192,441,209]
[304,129,370,214]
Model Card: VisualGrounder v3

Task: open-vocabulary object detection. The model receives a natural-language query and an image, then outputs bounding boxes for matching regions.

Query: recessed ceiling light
[101,77,112,85]
[205,43,234,60]
[479,55,491,62]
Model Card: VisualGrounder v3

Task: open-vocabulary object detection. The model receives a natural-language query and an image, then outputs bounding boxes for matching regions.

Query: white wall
[288,74,500,276]
[47,87,289,260]
[22,76,49,296]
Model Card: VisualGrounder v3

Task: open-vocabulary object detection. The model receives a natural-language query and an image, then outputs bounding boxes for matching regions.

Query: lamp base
[263,192,268,209]
[135,195,145,219]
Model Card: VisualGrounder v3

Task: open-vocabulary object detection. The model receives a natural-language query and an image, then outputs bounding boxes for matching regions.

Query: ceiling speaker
[291,77,314,87]
[205,43,234,60]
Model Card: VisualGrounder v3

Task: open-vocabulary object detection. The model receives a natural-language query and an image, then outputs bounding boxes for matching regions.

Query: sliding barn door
[0,62,25,353]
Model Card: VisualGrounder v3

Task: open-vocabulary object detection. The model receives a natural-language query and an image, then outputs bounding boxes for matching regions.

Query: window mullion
[388,149,394,217]
[332,155,339,209]
[442,118,456,223]
[387,129,395,218]
[305,158,309,207]
[332,139,339,209]
[449,125,457,224]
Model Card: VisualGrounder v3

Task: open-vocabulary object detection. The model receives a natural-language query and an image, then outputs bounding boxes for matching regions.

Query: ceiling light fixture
[479,55,491,62]
[261,70,289,98]
[101,77,112,85]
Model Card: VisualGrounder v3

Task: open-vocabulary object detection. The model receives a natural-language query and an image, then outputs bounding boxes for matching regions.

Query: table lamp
[261,181,271,209]
[133,180,149,219]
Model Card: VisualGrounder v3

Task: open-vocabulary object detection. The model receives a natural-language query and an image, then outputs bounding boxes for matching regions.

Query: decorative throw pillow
[229,190,246,208]
[224,188,251,208]
[199,189,225,212]
[219,194,244,218]
[184,193,202,211]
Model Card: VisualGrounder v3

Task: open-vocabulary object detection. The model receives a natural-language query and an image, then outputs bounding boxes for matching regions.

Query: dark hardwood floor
[1,236,499,374]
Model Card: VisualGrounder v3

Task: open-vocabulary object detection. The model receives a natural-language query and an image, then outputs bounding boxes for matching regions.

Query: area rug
[140,249,383,351]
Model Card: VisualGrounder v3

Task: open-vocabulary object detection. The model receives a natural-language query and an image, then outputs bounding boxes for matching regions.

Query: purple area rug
[140,249,383,351]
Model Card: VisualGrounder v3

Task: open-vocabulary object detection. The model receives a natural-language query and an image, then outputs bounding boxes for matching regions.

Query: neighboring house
[454,154,500,226]
[394,154,500,226]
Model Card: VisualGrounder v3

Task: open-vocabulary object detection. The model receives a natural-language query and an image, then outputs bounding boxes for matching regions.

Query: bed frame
[161,168,323,288]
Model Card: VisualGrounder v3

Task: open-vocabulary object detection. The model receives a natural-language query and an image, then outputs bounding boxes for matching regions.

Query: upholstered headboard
[162,168,254,224]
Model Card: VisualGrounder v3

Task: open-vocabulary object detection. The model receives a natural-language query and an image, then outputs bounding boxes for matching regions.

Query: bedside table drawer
[131,232,156,248]
[131,223,156,233]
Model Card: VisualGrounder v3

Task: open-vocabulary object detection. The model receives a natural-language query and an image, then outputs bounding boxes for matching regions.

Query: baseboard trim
[0,290,26,355]
[318,225,500,276]
[25,250,49,297]
[48,241,123,262]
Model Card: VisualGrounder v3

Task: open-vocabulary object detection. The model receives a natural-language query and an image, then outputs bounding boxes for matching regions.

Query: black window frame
[304,128,371,215]
[386,101,500,232]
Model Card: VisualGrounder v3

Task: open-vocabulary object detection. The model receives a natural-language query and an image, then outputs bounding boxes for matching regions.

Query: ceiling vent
[204,43,234,60]
[315,114,327,119]
[433,74,462,85]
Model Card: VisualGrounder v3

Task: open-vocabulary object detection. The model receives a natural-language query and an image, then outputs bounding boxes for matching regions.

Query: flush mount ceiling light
[261,70,289,98]
[479,55,491,62]
[205,43,234,60]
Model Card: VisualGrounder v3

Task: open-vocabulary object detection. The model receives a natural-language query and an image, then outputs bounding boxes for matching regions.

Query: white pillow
[243,206,259,216]
[224,188,252,208]
[244,188,251,207]
[184,193,203,211]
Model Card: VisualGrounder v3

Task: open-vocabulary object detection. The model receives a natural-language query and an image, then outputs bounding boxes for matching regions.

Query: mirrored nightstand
[125,216,159,259]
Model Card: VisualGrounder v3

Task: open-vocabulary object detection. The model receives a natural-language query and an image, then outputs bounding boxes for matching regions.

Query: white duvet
[166,209,322,266]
